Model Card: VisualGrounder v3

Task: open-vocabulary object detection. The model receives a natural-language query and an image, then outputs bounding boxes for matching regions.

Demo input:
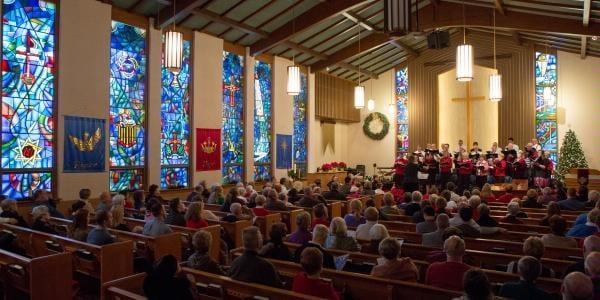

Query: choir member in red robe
[493,153,507,183]
[439,152,454,189]
[457,153,473,193]
[533,151,553,188]
[393,154,408,188]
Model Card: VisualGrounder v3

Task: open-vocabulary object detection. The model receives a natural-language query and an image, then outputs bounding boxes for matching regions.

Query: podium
[306,171,348,191]
[565,168,600,190]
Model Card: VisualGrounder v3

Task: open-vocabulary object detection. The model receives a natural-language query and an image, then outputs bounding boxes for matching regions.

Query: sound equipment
[427,31,450,49]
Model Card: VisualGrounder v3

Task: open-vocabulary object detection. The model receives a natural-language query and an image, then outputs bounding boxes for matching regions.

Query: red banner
[196,128,221,171]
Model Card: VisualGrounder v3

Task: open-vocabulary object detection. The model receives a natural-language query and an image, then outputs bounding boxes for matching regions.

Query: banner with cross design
[276,134,292,169]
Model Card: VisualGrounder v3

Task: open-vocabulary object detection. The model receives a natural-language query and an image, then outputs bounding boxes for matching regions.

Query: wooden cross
[451,81,485,147]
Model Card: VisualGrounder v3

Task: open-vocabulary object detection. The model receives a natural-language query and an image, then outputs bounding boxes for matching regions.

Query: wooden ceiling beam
[416,1,600,37]
[581,36,587,59]
[583,0,591,27]
[156,0,211,28]
[336,62,379,79]
[232,0,305,44]
[494,0,505,16]
[510,30,522,45]
[250,0,376,56]
[218,0,277,38]
[389,39,418,57]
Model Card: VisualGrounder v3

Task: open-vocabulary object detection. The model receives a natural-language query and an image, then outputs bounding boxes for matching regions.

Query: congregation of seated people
[1,174,600,300]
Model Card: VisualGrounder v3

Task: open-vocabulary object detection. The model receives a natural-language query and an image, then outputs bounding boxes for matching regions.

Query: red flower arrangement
[321,163,332,171]
[331,161,339,168]
[338,162,347,169]
[320,161,347,172]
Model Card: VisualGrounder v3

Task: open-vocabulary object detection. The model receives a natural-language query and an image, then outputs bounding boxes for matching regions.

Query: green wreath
[362,112,389,140]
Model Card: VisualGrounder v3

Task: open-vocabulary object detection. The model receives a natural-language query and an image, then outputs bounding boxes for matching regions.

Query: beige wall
[272,57,295,179]
[557,51,600,170]
[56,0,111,199]
[146,20,162,186]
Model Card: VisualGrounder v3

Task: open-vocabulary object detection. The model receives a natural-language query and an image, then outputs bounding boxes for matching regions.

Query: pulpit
[306,171,348,190]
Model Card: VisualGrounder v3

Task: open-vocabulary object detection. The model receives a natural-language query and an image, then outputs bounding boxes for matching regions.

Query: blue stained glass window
[222,51,244,184]
[160,40,190,189]
[110,169,143,192]
[535,52,558,164]
[2,0,56,199]
[253,61,272,181]
[293,73,308,177]
[396,67,409,156]
[109,21,147,191]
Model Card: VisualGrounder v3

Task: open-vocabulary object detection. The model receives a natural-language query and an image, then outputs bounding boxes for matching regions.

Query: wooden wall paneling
[315,73,360,122]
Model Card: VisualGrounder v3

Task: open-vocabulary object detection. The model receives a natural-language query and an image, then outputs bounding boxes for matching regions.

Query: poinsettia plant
[321,163,333,171]
[338,162,347,169]
[331,161,339,168]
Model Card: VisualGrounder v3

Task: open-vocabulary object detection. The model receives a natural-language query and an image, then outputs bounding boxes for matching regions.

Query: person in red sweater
[457,153,473,194]
[293,247,339,300]
[393,154,408,189]
[493,154,507,183]
[311,204,329,228]
[390,185,404,204]
[185,202,208,229]
[426,235,472,291]
[439,151,454,189]
[251,195,270,217]
[497,185,516,203]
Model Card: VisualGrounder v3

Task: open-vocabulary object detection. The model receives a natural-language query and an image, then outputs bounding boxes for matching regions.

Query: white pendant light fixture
[355,24,365,109]
[164,0,183,73]
[456,1,473,82]
[367,73,375,111]
[287,3,301,96]
[489,9,502,102]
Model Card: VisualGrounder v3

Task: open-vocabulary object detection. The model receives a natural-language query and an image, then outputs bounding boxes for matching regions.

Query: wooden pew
[102,269,326,300]
[0,247,73,300]
[208,219,252,249]
[379,219,552,234]
[0,223,134,288]
[121,217,221,261]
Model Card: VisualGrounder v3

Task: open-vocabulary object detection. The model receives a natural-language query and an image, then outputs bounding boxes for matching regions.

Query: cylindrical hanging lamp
[456,44,473,81]
[287,65,301,96]
[164,30,183,72]
[354,86,365,109]
[489,74,502,102]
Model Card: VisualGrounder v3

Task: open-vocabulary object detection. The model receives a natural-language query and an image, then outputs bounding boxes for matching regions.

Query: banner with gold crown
[64,116,106,172]
[196,128,221,171]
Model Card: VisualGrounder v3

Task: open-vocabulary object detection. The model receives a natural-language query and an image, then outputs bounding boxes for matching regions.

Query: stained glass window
[253,61,272,182]
[535,52,558,164]
[2,0,56,199]
[222,51,244,184]
[293,72,308,178]
[396,67,409,156]
[109,21,147,191]
[160,40,190,189]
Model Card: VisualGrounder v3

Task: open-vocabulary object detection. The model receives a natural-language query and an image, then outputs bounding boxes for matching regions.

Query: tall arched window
[253,60,272,181]
[293,72,308,177]
[2,0,57,199]
[395,67,409,156]
[109,21,147,192]
[535,52,558,164]
[161,40,191,189]
[222,51,244,184]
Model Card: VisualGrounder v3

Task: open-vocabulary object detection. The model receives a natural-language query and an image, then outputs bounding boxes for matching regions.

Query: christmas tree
[555,129,588,182]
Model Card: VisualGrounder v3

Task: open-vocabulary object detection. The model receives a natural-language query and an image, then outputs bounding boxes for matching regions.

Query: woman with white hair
[371,237,418,282]
[31,206,58,234]
[361,224,389,254]
[325,217,360,251]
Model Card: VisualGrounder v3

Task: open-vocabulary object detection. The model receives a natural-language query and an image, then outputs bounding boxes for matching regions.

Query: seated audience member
[87,210,115,246]
[69,209,89,242]
[576,193,600,225]
[501,201,525,224]
[146,184,164,202]
[207,184,224,205]
[165,198,186,227]
[323,182,346,200]
[434,195,449,216]
[404,191,422,217]
[346,185,362,198]
[362,224,389,254]
[558,188,586,211]
[31,205,58,234]
[96,191,112,213]
[567,208,600,238]
[496,185,516,204]
[453,269,493,300]
[562,272,594,300]
[221,203,253,222]
[288,212,312,245]
[77,188,95,213]
[476,203,497,227]
[344,199,365,228]
[479,184,496,204]
[540,201,561,226]
[311,203,329,228]
[371,237,418,282]
[296,187,317,207]
[565,235,600,275]
[228,226,282,288]
[193,199,218,221]
[143,203,173,237]
[185,202,208,229]
[325,217,360,251]
[294,224,335,269]
[416,206,437,234]
[425,235,472,291]
[356,207,379,240]
[259,222,291,261]
[507,236,555,278]
[412,199,432,223]
[537,187,557,205]
[362,181,375,196]
[0,199,26,227]
[585,252,600,299]
[455,206,481,238]
[585,190,600,209]
[380,193,401,215]
[111,204,130,231]
[143,254,194,300]
[265,189,288,211]
[522,189,542,208]
[499,256,551,300]
[133,190,145,210]
[423,213,450,248]
[251,195,269,217]
[33,189,65,219]
[339,176,352,196]
[187,230,224,275]
[541,215,578,248]
[292,248,339,300]
[186,184,204,203]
